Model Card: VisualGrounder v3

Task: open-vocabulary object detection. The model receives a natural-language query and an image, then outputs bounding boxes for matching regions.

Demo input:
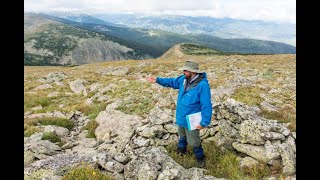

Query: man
[147,60,213,168]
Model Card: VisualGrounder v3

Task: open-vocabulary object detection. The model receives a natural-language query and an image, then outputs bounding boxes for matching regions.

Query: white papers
[186,112,202,131]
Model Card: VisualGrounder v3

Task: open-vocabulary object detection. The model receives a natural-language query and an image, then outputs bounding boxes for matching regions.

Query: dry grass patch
[32,117,74,130]
[42,132,63,146]
[106,80,152,99]
[166,142,281,180]
[61,163,112,180]
[231,86,265,106]
[24,95,51,109]
[116,96,154,118]
[24,124,41,137]
[81,120,99,138]
[260,106,296,132]
[78,103,107,120]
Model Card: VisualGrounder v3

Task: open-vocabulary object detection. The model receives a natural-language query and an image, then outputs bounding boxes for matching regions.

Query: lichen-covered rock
[148,107,174,125]
[233,142,267,163]
[124,158,160,179]
[265,140,281,161]
[95,108,141,141]
[24,168,61,180]
[139,125,164,138]
[103,160,125,173]
[25,153,94,176]
[24,151,35,167]
[69,79,88,96]
[239,118,289,145]
[90,83,102,92]
[200,128,211,139]
[240,157,259,168]
[114,153,130,164]
[218,120,239,139]
[157,169,183,180]
[260,132,286,141]
[34,84,53,90]
[46,72,67,83]
[210,132,236,150]
[42,125,69,138]
[278,143,296,175]
[133,136,151,148]
[164,124,178,133]
[25,140,61,156]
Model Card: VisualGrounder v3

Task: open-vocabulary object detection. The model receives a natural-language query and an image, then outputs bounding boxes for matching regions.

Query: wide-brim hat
[178,60,203,73]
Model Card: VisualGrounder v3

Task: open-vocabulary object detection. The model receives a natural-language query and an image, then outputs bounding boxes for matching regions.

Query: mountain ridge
[24,13,296,66]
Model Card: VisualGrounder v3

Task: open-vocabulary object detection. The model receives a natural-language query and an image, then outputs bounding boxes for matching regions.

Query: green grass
[42,132,61,144]
[180,43,224,55]
[260,107,296,132]
[106,80,152,99]
[101,80,155,117]
[24,125,41,137]
[24,96,51,109]
[24,93,67,113]
[231,86,264,106]
[262,68,275,80]
[32,117,75,130]
[166,142,280,179]
[61,164,112,180]
[81,120,99,138]
[116,97,154,118]
[232,86,296,132]
[78,103,107,120]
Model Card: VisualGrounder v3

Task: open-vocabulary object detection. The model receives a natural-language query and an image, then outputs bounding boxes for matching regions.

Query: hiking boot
[197,156,206,168]
[176,147,187,156]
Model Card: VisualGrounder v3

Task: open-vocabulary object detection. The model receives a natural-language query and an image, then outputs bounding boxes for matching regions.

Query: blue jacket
[156,73,212,128]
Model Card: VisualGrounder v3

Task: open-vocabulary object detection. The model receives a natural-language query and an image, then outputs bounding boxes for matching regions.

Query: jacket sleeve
[199,82,213,127]
[156,75,183,89]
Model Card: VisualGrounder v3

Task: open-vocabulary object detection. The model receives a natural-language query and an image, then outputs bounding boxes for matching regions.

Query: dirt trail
[159,44,184,60]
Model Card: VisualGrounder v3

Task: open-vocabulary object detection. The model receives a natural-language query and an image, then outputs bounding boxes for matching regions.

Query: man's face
[183,70,191,78]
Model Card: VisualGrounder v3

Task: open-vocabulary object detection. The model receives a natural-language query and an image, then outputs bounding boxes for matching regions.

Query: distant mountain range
[24,12,296,66]
[91,13,296,47]
[49,14,295,53]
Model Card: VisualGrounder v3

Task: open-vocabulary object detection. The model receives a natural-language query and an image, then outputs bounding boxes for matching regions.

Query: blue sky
[24,0,296,23]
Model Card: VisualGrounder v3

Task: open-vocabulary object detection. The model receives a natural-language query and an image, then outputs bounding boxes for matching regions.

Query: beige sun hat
[178,60,203,73]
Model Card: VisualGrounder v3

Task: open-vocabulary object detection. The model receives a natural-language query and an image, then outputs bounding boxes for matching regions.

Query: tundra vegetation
[24,44,295,179]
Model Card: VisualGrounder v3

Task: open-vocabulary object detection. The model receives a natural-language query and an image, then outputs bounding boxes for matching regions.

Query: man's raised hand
[147,77,156,83]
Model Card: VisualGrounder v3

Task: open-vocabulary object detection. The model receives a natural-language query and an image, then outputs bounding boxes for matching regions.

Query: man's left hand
[195,124,203,129]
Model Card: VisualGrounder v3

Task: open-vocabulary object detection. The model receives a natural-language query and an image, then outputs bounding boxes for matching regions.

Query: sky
[24,0,296,23]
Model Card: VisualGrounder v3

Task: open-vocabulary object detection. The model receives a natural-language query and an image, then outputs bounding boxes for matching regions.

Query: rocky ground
[24,53,296,179]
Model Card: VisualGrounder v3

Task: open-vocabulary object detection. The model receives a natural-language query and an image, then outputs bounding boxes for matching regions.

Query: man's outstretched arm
[147,76,183,89]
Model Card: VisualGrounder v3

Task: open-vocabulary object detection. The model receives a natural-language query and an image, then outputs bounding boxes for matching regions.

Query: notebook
[186,112,202,131]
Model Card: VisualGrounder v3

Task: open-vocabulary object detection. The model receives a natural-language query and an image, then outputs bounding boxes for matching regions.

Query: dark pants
[177,126,204,160]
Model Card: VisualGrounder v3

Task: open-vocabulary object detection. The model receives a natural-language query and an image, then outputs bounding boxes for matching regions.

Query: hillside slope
[24,13,153,66]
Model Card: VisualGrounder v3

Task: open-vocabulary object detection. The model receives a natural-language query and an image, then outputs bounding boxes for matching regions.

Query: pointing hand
[147,77,156,83]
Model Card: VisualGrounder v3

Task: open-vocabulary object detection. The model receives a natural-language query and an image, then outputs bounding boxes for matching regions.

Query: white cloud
[24,0,296,23]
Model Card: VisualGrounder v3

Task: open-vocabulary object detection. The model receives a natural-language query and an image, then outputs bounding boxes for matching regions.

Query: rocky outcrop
[69,79,88,96]
[213,99,295,175]
[24,98,296,179]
